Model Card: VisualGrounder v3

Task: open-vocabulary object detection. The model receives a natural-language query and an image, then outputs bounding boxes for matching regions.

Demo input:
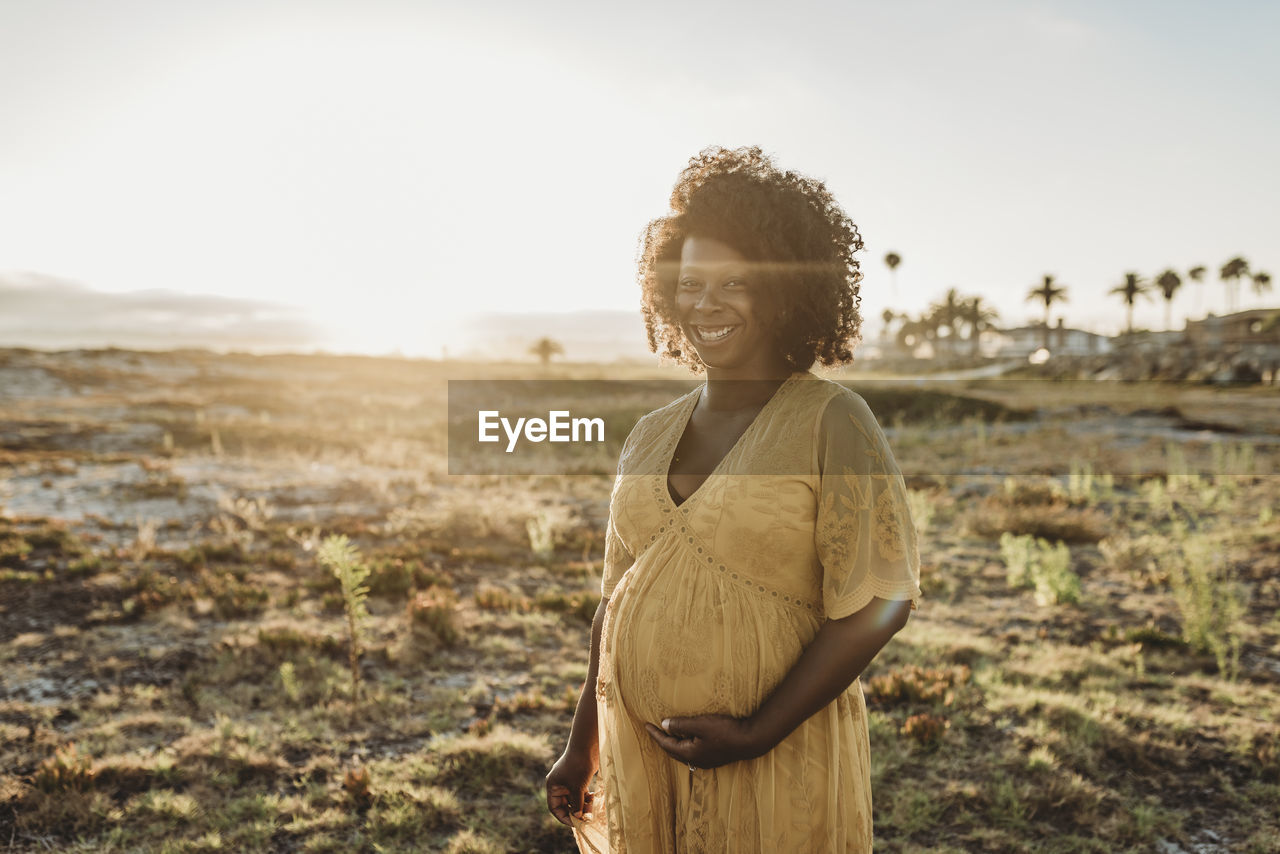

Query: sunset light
[3,1,1277,356]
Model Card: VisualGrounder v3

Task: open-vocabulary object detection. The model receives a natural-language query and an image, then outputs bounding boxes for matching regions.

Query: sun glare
[4,13,648,356]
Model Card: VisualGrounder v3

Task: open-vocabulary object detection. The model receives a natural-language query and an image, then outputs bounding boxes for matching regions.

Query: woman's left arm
[644,595,911,768]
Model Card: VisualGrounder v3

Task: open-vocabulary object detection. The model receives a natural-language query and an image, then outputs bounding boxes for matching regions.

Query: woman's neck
[701,359,797,411]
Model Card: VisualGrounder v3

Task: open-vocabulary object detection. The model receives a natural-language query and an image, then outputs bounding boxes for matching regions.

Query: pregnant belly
[605,553,808,724]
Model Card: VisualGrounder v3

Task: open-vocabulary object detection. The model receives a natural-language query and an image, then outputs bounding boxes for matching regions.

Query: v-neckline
[663,371,804,509]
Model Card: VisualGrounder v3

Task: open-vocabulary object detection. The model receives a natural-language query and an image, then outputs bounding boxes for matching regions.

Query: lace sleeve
[813,390,921,619]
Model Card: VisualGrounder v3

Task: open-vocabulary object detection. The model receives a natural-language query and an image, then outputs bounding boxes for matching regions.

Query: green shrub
[316,534,371,704]
[1164,525,1249,680]
[905,489,937,537]
[278,661,301,703]
[1068,459,1114,504]
[1000,532,1080,606]
[526,507,572,559]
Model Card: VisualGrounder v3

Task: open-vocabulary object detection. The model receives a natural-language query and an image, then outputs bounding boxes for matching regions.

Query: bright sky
[2,0,1277,356]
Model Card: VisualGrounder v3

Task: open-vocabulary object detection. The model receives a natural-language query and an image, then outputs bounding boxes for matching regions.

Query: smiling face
[675,235,790,377]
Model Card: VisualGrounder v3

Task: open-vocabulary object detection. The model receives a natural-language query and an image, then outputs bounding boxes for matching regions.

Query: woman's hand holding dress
[545,596,609,826]
[546,745,599,826]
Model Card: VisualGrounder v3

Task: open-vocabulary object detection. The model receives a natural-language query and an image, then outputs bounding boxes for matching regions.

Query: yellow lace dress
[572,371,922,853]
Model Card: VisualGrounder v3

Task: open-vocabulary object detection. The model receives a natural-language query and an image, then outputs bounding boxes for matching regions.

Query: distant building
[1184,308,1280,350]
[1117,328,1182,352]
[857,331,935,361]
[988,319,1113,359]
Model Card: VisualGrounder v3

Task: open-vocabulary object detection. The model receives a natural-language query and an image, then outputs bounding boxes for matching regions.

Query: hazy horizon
[5,270,1275,365]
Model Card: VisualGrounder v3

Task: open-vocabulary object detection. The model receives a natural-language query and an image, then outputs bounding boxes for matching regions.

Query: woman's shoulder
[628,385,698,438]
[788,375,886,454]
[616,385,699,471]
[788,373,875,426]
[737,373,869,474]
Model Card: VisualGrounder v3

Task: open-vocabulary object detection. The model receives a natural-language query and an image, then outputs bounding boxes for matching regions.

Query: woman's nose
[693,285,722,311]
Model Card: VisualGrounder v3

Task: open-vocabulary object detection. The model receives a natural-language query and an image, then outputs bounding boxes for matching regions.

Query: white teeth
[696,325,736,341]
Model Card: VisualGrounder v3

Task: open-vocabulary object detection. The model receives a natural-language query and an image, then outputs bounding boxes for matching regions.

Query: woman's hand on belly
[643,714,768,770]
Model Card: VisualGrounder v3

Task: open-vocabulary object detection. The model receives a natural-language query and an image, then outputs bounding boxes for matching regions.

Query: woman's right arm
[547,420,638,824]
[545,593,608,826]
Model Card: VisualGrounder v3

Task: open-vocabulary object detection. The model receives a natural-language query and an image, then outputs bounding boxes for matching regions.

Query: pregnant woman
[546,146,922,852]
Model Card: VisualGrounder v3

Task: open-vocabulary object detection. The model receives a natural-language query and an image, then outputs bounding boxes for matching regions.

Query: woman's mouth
[692,324,739,344]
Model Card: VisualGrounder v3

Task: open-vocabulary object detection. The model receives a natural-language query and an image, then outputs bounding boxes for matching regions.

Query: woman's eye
[678,280,700,289]
[725,279,746,288]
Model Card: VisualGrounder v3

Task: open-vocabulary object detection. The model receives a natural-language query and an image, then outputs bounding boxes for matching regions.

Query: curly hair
[637,146,864,371]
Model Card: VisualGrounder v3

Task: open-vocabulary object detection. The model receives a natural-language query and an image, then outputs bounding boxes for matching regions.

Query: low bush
[864,664,970,707]
[34,743,97,792]
[474,584,530,612]
[969,478,1107,544]
[1165,525,1249,680]
[900,712,950,746]
[533,590,600,624]
[408,585,460,647]
[1099,534,1167,585]
[1001,532,1080,606]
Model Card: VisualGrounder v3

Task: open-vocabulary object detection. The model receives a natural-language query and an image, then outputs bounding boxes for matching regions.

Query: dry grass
[1,349,1277,853]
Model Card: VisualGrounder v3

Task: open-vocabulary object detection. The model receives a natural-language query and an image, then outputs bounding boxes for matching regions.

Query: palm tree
[1220,257,1250,313]
[896,318,924,354]
[1109,272,1152,334]
[528,337,564,367]
[1155,269,1182,331]
[918,311,942,358]
[960,296,1000,357]
[1251,270,1272,300]
[1187,265,1207,315]
[929,288,966,357]
[884,252,901,296]
[924,306,952,358]
[880,308,898,339]
[895,311,941,359]
[1025,275,1068,350]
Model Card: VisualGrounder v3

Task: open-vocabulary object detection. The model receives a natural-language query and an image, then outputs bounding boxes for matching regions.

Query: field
[1,347,1278,853]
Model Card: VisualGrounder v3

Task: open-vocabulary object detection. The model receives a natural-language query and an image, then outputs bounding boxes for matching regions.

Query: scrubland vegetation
[1,348,1278,852]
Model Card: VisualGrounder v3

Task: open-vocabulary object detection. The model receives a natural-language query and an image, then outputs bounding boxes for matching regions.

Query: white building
[988,319,1113,359]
